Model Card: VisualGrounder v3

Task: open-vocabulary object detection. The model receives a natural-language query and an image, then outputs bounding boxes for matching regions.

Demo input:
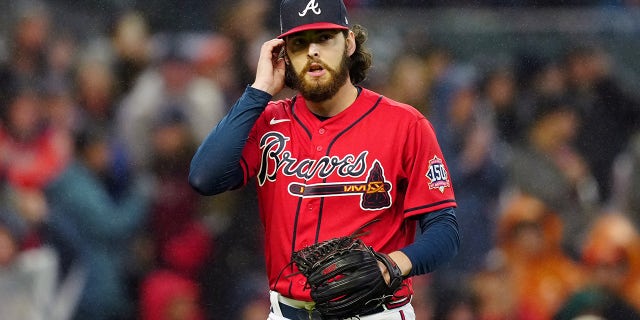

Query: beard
[285,48,350,103]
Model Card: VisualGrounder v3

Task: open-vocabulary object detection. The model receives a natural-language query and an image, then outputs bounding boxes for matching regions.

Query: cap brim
[278,22,349,38]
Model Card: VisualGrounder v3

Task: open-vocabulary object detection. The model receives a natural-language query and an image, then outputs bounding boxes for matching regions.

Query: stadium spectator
[0,83,72,192]
[506,95,598,257]
[44,126,151,320]
[472,193,586,320]
[427,57,506,295]
[0,0,50,102]
[478,66,524,145]
[380,53,431,114]
[555,211,640,319]
[212,0,276,100]
[564,44,640,203]
[611,129,640,231]
[0,177,66,320]
[116,35,226,170]
[109,10,153,100]
[140,270,205,320]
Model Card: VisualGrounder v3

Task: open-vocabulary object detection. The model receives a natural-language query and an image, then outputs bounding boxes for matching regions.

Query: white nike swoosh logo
[270,118,291,125]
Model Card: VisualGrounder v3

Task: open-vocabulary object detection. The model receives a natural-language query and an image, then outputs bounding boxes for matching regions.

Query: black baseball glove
[291,236,404,319]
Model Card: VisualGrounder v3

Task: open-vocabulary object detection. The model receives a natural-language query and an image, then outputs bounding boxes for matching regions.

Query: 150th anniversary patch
[426,155,450,193]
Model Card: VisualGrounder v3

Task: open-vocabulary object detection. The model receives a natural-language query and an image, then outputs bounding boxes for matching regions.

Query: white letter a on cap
[299,0,321,16]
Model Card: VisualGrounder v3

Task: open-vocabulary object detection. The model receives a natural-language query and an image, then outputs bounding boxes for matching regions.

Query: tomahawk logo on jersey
[239,87,456,300]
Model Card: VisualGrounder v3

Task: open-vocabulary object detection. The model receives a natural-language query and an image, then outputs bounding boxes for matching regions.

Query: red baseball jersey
[240,87,456,301]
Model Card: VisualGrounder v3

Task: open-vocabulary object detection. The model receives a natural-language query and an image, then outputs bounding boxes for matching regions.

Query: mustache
[301,59,332,73]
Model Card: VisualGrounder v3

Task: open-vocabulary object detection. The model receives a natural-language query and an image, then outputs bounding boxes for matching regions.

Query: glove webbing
[294,237,362,274]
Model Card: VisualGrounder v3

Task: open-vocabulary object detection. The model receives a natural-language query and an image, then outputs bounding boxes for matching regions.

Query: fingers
[377,260,391,285]
[252,39,286,95]
[262,38,285,64]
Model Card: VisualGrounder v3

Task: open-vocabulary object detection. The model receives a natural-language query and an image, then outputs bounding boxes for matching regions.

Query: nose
[308,43,320,58]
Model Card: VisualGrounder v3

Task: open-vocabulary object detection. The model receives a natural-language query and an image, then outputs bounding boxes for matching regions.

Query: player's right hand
[251,39,286,96]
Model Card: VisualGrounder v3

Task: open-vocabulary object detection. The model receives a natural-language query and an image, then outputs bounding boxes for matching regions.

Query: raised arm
[189,39,287,195]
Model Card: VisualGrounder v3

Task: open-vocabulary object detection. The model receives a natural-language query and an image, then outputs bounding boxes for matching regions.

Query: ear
[346,30,356,56]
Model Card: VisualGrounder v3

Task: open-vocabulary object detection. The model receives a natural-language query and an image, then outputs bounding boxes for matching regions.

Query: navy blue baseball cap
[278,0,349,39]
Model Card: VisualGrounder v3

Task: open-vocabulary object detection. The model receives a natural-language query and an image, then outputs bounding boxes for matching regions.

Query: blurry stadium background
[1,1,640,320]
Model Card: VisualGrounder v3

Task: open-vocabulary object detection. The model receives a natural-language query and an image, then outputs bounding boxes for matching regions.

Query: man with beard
[189,0,460,319]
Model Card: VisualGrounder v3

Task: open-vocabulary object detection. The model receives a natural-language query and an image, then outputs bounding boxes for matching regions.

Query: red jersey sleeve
[402,117,456,218]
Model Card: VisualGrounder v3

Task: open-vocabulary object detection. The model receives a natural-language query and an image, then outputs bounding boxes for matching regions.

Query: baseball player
[189,0,460,319]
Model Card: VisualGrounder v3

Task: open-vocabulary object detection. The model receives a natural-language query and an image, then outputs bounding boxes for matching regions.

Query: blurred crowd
[1,1,640,320]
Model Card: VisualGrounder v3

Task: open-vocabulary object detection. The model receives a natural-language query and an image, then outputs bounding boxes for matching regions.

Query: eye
[287,37,308,51]
[317,33,335,42]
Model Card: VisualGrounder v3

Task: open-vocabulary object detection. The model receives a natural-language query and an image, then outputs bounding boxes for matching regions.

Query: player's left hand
[291,237,404,319]
[378,251,411,285]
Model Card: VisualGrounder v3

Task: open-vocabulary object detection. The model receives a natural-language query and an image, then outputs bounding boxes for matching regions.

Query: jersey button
[316,145,322,152]
[318,128,326,134]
